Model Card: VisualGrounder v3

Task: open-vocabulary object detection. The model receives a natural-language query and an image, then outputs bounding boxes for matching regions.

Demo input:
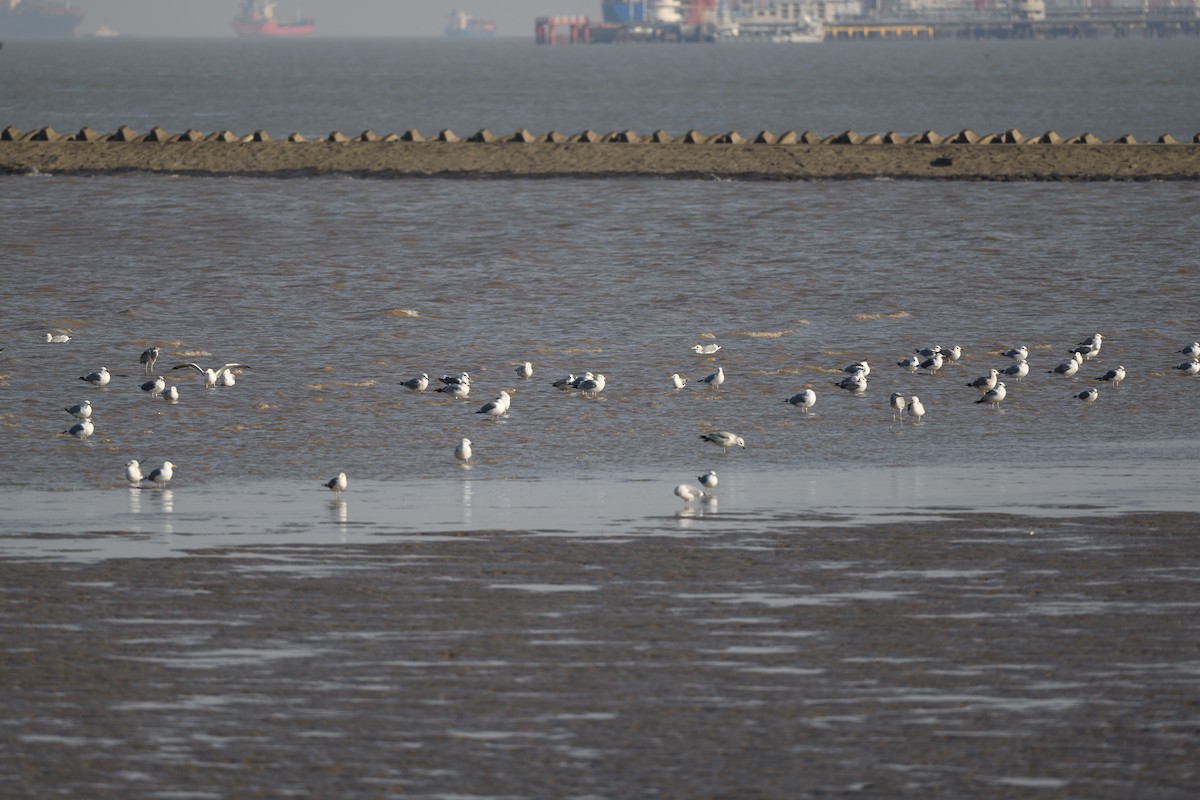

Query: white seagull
[436,381,471,398]
[835,374,867,393]
[977,382,1007,409]
[698,470,718,491]
[906,395,926,424]
[172,362,249,389]
[1047,358,1079,377]
[943,345,963,362]
[402,372,430,391]
[1076,387,1099,404]
[219,370,236,387]
[1178,342,1200,360]
[699,431,745,453]
[670,373,688,390]
[844,360,870,377]
[140,346,160,374]
[692,343,721,355]
[1173,361,1200,376]
[1002,345,1029,361]
[455,437,473,463]
[919,352,944,375]
[63,420,94,440]
[1096,365,1126,385]
[889,392,906,422]
[125,459,144,485]
[553,373,577,390]
[515,361,533,380]
[1069,334,1102,359]
[966,368,999,391]
[579,373,606,396]
[146,461,176,488]
[1001,360,1030,381]
[45,332,72,343]
[897,355,921,373]
[786,388,816,413]
[140,375,166,396]
[64,399,92,420]
[163,385,180,403]
[674,484,706,505]
[699,366,725,388]
[80,366,111,387]
[914,345,941,358]
[439,372,471,387]
[476,391,511,419]
[324,472,348,493]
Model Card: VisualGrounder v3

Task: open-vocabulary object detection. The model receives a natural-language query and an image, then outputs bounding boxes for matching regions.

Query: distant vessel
[602,1,646,24]
[445,10,497,37]
[0,0,85,39]
[714,1,824,43]
[232,0,314,38]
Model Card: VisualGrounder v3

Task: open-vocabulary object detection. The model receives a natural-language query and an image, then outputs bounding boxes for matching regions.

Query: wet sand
[3,511,1198,798]
[3,138,1200,180]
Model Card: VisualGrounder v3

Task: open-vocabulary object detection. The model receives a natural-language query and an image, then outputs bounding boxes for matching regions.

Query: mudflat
[3,511,1198,798]
[3,138,1199,180]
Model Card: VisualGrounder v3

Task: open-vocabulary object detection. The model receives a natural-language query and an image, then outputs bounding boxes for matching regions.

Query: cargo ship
[0,0,85,39]
[232,0,314,38]
[445,10,497,37]
[603,1,646,23]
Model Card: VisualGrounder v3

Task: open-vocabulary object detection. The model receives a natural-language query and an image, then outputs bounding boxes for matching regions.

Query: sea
[1,36,1199,798]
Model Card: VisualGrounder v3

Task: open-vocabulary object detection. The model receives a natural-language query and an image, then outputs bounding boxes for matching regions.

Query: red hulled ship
[232,0,314,38]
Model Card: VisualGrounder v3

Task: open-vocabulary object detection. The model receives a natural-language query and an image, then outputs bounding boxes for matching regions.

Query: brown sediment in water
[2,511,1197,797]
[2,127,1199,180]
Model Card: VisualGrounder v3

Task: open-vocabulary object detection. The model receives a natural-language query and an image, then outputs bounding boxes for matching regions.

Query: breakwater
[3,125,1199,180]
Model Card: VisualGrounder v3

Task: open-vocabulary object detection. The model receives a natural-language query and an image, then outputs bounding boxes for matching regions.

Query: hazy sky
[77,1,600,38]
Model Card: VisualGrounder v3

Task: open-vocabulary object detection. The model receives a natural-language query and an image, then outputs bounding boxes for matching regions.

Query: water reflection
[329,498,347,541]
[461,480,473,528]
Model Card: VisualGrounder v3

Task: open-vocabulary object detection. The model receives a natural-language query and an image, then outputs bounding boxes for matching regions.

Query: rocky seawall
[3,125,1199,180]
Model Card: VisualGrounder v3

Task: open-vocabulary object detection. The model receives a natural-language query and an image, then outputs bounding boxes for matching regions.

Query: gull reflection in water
[329,498,348,541]
[675,495,718,526]
[158,488,174,536]
[461,479,473,528]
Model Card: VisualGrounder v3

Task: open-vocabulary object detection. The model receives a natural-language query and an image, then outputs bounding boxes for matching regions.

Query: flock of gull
[41,330,1200,508]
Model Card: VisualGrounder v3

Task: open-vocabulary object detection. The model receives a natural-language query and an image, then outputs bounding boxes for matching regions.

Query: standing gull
[579,373,606,397]
[698,470,718,492]
[146,461,176,488]
[966,368,999,391]
[1177,342,1200,360]
[1070,334,1103,360]
[125,459,144,485]
[163,385,180,403]
[844,360,870,377]
[436,381,470,398]
[455,437,473,463]
[889,392,906,422]
[919,352,944,375]
[439,372,471,387]
[977,382,1008,409]
[553,373,577,390]
[699,366,725,388]
[897,355,921,374]
[1001,360,1030,381]
[64,399,92,420]
[835,374,867,393]
[402,373,430,391]
[140,346,160,374]
[172,362,249,389]
[515,361,533,380]
[915,345,941,359]
[324,472,348,493]
[140,375,166,396]
[476,391,511,419]
[1173,361,1200,376]
[63,420,94,440]
[674,484,705,505]
[699,431,745,453]
[1002,345,1029,361]
[1096,365,1126,386]
[80,366,111,387]
[1076,387,1099,404]
[1047,358,1080,377]
[785,388,816,414]
[670,373,688,390]
[906,396,926,424]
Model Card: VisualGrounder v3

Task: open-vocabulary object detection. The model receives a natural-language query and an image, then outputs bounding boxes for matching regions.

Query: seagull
[80,367,111,387]
[1001,360,1030,381]
[436,381,470,398]
[515,361,533,380]
[915,345,941,358]
[139,346,160,374]
[439,372,471,387]
[402,372,430,391]
[1178,342,1200,360]
[844,360,870,377]
[140,375,166,396]
[579,373,606,396]
[219,370,236,387]
[699,366,725,388]
[476,391,511,418]
[570,373,594,389]
[977,381,1007,409]
[699,431,745,453]
[64,399,92,420]
[906,395,926,424]
[63,420,94,440]
[835,374,867,393]
[324,472,347,493]
[553,373,577,390]
[163,385,180,403]
[943,345,963,362]
[785,388,816,413]
[1076,387,1099,404]
[670,373,688,390]
[966,368,999,391]
[1069,334,1102,359]
[454,437,473,463]
[674,484,705,505]
[897,355,921,373]
[1047,358,1080,377]
[1173,361,1200,376]
[45,333,72,343]
[919,352,944,375]
[692,343,721,355]
[889,392,906,422]
[146,461,176,488]
[698,470,718,491]
[125,459,143,485]
[1096,365,1126,385]
[1002,345,1029,361]
[172,363,249,389]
